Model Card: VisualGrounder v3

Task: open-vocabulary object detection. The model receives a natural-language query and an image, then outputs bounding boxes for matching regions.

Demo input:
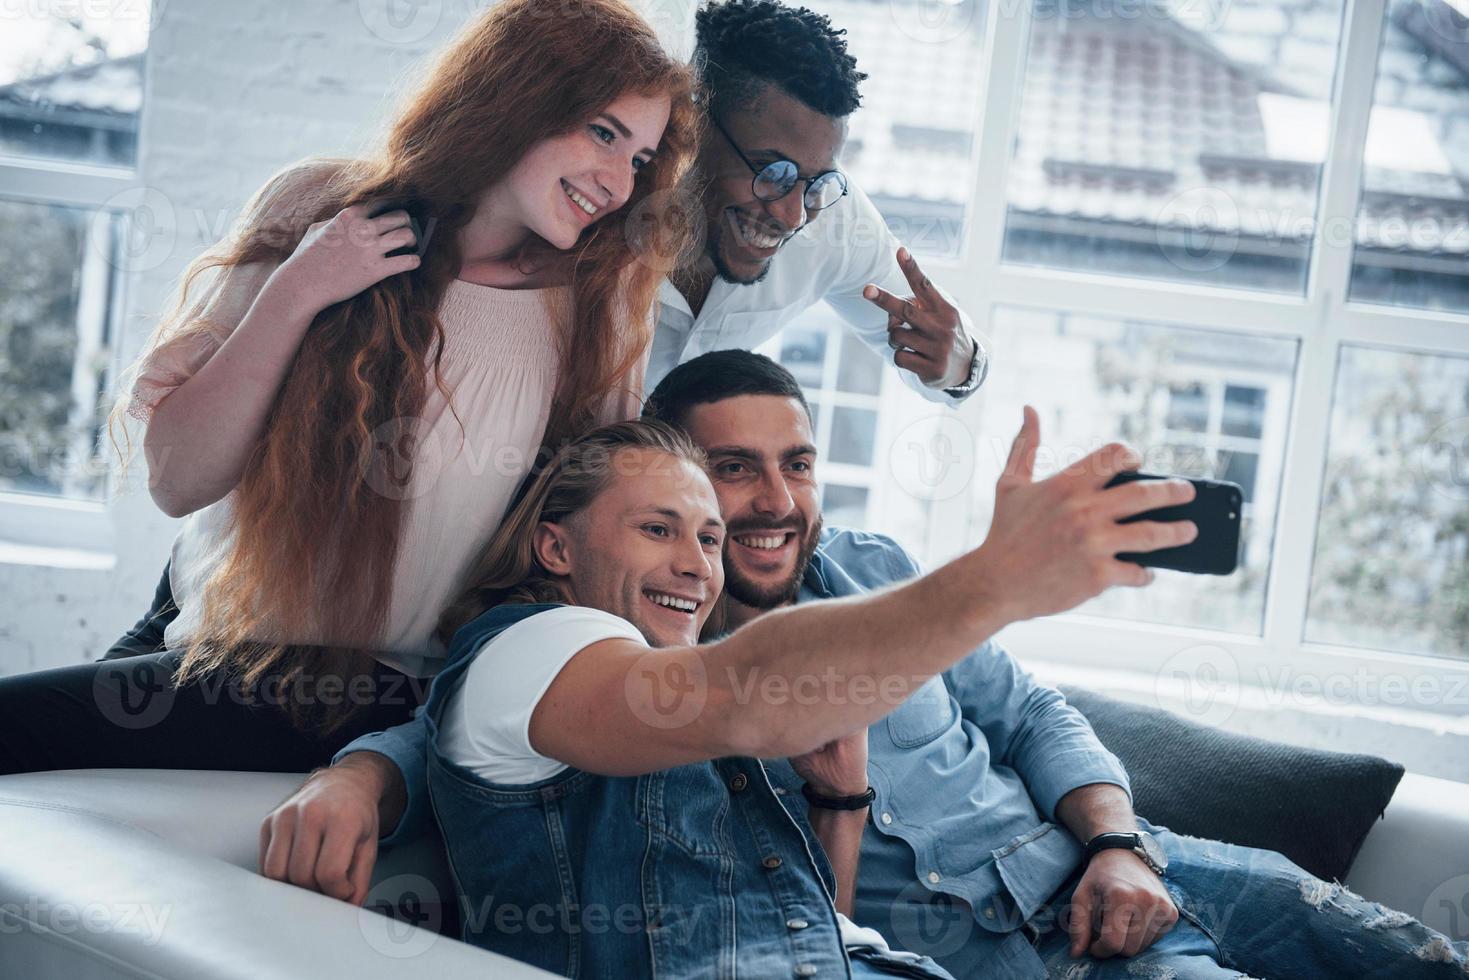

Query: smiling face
[536,448,725,649]
[680,395,824,612]
[500,88,672,251]
[697,85,846,285]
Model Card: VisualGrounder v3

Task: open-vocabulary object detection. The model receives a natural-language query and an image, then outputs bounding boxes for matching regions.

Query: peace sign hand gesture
[862,247,975,390]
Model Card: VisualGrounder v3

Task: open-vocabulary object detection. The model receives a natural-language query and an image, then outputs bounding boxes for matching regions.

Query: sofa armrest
[1344,772,1469,941]
[0,771,552,978]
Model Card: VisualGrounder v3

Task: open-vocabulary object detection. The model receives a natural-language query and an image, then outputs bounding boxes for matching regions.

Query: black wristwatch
[801,783,876,811]
[1083,831,1168,876]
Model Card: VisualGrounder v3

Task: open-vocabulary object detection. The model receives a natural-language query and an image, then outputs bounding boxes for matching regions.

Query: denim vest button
[786,918,809,930]
[763,855,784,870]
[730,772,749,792]
[983,906,996,919]
[927,870,941,884]
[794,965,819,977]
[880,812,893,825]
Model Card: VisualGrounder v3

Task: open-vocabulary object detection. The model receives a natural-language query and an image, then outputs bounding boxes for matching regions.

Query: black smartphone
[1103,471,1243,575]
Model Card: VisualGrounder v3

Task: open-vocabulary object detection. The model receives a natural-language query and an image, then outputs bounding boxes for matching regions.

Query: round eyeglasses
[713,117,849,214]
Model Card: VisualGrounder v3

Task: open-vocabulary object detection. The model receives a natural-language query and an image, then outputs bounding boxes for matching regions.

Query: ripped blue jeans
[1024,820,1469,980]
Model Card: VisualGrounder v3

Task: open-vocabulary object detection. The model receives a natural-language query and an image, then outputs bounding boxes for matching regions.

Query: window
[1346,0,1469,314]
[1001,0,1351,293]
[968,309,1296,635]
[0,5,149,514]
[0,8,149,168]
[762,304,936,555]
[1307,347,1469,659]
[790,0,1469,680]
[796,0,988,256]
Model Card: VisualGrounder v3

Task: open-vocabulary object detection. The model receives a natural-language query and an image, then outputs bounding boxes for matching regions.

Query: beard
[707,209,773,286]
[722,514,824,610]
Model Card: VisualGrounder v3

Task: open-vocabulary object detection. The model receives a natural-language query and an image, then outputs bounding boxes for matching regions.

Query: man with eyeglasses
[646,0,988,403]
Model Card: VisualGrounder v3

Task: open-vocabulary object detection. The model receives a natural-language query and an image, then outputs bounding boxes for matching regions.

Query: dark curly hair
[694,0,866,118]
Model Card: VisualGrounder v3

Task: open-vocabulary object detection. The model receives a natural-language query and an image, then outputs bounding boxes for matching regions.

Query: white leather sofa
[1,768,1466,979]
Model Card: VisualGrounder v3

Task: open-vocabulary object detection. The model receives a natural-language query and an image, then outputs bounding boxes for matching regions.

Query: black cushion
[1060,685,1404,882]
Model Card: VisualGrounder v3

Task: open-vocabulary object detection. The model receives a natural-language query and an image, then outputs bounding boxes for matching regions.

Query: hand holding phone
[1104,471,1243,575]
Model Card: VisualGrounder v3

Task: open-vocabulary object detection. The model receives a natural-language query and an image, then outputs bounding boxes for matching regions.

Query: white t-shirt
[436,603,926,963]
[437,605,645,785]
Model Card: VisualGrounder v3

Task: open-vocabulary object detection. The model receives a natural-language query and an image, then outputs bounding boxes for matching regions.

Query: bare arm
[144,203,421,517]
[530,412,1200,774]
[789,729,871,917]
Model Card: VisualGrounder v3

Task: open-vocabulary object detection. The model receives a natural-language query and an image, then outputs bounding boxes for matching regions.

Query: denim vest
[424,603,856,979]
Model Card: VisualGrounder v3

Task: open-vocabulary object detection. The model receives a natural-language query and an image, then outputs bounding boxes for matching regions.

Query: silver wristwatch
[943,336,989,397]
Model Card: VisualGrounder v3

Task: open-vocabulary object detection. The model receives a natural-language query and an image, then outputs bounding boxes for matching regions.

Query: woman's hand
[277,203,422,312]
[789,727,869,798]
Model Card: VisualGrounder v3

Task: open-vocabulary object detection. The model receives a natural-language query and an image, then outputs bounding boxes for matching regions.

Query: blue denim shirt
[763,527,1132,979]
[340,527,1128,978]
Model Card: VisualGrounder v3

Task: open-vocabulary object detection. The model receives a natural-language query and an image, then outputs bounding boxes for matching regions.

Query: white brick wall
[0,0,690,674]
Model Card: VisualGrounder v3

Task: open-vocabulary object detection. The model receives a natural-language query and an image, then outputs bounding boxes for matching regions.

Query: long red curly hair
[123,0,699,732]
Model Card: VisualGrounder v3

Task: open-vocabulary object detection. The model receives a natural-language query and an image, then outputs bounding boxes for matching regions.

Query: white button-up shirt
[646,181,977,404]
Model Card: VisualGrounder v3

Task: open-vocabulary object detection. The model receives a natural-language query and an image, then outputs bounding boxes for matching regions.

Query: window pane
[830,406,878,466]
[799,0,987,256]
[822,483,870,528]
[779,323,828,389]
[836,331,883,395]
[972,308,1299,634]
[0,198,117,501]
[1306,347,1469,659]
[1002,0,1347,293]
[0,5,150,168]
[1346,0,1469,314]
[1222,384,1267,438]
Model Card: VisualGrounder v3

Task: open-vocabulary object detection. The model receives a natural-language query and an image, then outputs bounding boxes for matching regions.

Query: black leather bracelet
[800,783,876,811]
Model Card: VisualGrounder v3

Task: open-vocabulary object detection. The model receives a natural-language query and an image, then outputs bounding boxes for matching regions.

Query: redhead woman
[0,0,697,774]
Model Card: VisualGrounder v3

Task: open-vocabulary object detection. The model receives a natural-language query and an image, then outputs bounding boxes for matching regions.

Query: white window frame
[902,0,1469,717]
[0,154,143,556]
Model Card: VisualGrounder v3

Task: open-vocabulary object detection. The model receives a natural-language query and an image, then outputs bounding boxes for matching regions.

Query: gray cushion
[1061,686,1404,881]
